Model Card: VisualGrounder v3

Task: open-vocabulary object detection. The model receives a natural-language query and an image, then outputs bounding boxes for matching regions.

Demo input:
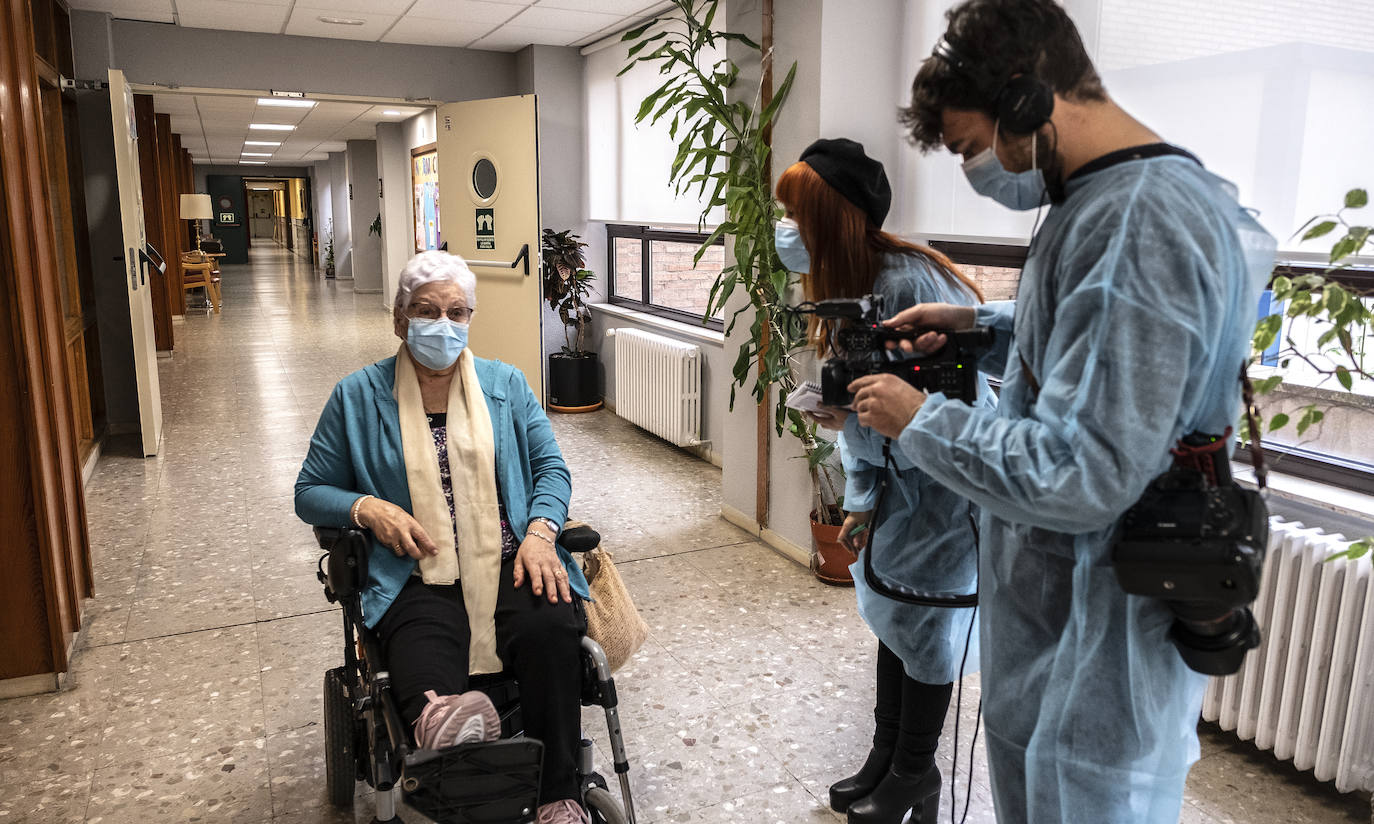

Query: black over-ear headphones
[932,36,1054,135]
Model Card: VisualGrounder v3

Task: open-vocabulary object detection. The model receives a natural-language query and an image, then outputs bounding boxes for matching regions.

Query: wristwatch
[529,516,561,536]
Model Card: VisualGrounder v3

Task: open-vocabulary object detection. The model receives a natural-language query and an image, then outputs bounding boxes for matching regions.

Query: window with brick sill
[607,224,725,330]
[930,241,1374,495]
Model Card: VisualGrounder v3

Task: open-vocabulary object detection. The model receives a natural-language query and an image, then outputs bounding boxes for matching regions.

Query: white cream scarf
[394,345,504,674]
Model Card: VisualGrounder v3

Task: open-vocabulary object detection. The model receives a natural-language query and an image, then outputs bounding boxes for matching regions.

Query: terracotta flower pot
[811,510,855,586]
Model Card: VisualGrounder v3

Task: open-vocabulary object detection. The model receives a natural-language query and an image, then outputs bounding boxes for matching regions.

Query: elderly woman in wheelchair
[296,251,633,824]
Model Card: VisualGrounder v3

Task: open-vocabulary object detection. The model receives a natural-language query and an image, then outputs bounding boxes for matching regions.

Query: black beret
[799,138,892,229]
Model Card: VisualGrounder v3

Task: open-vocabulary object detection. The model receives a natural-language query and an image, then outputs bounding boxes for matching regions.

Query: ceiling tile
[285,6,401,40]
[470,24,580,50]
[405,0,523,25]
[382,15,500,46]
[536,0,661,15]
[177,0,289,33]
[506,5,624,33]
[67,0,176,23]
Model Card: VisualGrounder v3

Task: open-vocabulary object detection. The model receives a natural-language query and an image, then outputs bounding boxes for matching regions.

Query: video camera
[790,294,993,407]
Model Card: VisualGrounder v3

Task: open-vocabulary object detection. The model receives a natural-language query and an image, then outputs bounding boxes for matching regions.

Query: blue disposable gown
[899,156,1275,823]
[839,253,991,685]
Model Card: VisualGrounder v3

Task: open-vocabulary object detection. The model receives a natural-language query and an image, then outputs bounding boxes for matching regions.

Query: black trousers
[375,559,585,804]
[872,641,954,774]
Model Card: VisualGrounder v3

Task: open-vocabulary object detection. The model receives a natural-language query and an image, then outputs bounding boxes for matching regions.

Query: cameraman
[846,1,1275,822]
[777,138,991,824]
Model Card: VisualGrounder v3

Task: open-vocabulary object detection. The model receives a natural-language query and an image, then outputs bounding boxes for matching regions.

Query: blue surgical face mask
[962,124,1046,211]
[406,317,468,370]
[774,217,811,273]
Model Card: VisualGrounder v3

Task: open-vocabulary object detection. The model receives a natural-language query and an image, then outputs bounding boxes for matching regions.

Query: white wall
[313,159,332,274]
[376,122,409,310]
[347,139,383,293]
[329,152,352,278]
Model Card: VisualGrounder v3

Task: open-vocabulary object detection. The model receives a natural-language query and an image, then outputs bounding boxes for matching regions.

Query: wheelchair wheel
[323,667,356,807]
[583,786,628,824]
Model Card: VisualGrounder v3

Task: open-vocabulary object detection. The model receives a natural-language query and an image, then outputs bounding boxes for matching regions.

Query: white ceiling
[67,0,669,51]
[150,92,430,165]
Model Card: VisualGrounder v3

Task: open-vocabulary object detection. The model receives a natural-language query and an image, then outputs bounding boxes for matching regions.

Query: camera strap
[1240,364,1269,492]
[860,439,979,608]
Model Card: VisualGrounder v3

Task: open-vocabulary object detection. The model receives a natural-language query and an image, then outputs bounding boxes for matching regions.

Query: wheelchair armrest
[556,523,600,554]
[314,526,370,601]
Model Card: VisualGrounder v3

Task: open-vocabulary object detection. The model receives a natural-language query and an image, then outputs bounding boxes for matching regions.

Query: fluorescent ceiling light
[249,123,295,131]
[244,140,281,146]
[318,15,365,25]
[241,152,273,157]
[382,110,402,116]
[257,97,315,108]
[240,161,267,165]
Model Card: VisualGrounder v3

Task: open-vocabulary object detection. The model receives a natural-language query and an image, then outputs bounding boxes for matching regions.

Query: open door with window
[435,95,543,398]
[108,68,163,456]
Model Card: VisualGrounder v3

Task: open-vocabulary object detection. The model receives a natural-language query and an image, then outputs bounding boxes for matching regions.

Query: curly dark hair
[899,0,1106,152]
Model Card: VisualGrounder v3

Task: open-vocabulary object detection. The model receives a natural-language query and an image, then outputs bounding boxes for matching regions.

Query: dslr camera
[1113,434,1268,676]
[793,294,993,407]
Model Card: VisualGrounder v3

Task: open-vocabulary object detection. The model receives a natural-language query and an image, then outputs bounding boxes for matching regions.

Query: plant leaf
[1302,220,1337,241]
[1345,188,1368,209]
[1337,366,1353,391]
[1267,412,1289,432]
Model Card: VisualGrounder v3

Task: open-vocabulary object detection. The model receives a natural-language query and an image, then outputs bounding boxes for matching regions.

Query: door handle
[465,243,530,277]
[139,243,166,275]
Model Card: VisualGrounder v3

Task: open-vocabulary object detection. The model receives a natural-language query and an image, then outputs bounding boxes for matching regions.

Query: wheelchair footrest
[401,739,544,824]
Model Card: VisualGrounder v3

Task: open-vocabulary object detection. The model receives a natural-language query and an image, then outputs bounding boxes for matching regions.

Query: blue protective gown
[898,156,1276,823]
[839,253,991,685]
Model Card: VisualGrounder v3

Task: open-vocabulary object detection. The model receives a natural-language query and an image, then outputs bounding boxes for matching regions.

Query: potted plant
[323,220,336,278]
[627,1,849,569]
[543,228,602,412]
[797,422,853,585]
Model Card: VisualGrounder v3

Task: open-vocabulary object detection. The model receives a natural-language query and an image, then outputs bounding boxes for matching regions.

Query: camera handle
[859,439,979,608]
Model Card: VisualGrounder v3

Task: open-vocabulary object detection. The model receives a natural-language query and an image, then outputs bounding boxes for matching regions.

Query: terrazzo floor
[0,247,1368,823]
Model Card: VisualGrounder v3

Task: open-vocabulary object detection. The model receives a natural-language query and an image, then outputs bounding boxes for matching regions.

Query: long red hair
[776,161,983,355]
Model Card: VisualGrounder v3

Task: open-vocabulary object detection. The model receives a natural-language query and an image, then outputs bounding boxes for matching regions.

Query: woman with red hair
[776,139,990,824]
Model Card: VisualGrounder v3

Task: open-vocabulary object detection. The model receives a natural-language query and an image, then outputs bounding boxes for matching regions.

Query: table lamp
[180,193,213,249]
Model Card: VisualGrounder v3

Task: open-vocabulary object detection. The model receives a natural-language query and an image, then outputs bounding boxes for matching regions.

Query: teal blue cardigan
[295,355,589,627]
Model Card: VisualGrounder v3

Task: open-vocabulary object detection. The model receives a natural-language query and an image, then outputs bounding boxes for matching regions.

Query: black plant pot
[548,352,601,412]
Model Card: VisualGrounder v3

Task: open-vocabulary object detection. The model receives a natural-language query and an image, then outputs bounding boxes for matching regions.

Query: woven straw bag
[581,548,648,672]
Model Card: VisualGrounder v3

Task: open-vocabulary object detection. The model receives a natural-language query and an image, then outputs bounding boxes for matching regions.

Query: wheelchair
[314,524,638,824]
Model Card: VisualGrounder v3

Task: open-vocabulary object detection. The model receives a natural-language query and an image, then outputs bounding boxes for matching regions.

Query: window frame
[606,223,725,331]
[930,242,1374,497]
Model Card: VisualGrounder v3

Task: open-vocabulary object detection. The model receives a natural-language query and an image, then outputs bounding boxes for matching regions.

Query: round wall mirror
[472,158,498,200]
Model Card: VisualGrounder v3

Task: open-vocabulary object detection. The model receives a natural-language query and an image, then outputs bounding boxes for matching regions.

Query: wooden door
[436,95,544,398]
[107,68,163,456]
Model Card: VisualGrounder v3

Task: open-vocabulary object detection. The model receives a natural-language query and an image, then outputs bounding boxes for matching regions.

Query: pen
[848,522,869,538]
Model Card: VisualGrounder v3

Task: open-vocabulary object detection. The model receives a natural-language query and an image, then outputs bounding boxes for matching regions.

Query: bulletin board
[412,143,440,252]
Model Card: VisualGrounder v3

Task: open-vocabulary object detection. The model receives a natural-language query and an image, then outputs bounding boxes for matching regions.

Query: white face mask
[961,122,1047,211]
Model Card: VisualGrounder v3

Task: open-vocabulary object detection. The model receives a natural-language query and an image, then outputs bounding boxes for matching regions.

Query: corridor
[0,249,1364,823]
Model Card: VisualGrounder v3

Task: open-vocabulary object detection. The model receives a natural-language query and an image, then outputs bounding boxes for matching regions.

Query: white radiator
[1202,517,1374,792]
[611,328,702,448]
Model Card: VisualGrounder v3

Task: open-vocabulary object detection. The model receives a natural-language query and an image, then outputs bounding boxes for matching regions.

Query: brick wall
[962,264,1021,303]
[611,236,724,318]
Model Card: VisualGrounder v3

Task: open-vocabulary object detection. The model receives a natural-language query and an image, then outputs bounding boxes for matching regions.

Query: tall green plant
[622,0,800,416]
[1250,188,1372,559]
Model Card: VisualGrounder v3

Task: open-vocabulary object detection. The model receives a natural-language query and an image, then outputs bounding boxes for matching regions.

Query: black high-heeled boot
[828,746,893,813]
[845,764,941,824]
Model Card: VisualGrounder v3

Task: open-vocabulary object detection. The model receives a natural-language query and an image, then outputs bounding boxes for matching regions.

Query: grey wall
[71,10,138,434]
[346,140,383,293]
[514,46,605,379]
[376,122,409,310]
[107,19,519,103]
[328,152,352,278]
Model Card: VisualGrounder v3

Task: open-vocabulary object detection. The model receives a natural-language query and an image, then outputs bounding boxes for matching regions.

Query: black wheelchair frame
[314,525,637,824]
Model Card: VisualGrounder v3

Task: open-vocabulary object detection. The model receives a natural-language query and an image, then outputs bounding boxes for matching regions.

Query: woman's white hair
[393,251,477,315]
